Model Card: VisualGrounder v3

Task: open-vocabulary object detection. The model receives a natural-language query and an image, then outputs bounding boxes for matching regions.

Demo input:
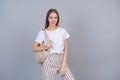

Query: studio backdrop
[0,0,120,80]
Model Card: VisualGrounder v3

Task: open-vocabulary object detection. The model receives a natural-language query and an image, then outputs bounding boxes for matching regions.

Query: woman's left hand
[59,66,66,77]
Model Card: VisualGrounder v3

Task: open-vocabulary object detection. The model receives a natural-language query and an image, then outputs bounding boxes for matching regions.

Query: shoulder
[58,27,67,32]
[38,29,44,33]
[58,27,70,39]
[37,29,44,36]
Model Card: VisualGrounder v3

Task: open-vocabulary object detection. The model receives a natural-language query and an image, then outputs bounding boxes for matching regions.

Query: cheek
[53,19,58,23]
[55,18,58,21]
[48,19,52,22]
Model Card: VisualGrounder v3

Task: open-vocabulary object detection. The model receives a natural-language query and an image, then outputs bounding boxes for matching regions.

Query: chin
[51,24,56,26]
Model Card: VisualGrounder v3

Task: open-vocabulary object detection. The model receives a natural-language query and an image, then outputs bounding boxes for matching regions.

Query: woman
[32,8,75,80]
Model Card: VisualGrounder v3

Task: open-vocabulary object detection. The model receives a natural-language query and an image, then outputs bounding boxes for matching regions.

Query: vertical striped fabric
[41,53,75,80]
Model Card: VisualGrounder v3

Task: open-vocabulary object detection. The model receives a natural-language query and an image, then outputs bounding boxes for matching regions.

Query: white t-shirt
[35,27,70,54]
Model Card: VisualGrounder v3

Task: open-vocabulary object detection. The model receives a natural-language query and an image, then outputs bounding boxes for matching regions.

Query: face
[48,12,58,26]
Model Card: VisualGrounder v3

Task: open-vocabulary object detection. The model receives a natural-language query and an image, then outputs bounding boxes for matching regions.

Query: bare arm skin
[59,39,68,77]
[32,41,46,52]
[61,39,68,67]
[32,41,52,52]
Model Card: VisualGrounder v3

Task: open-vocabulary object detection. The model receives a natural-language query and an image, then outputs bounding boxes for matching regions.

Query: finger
[61,73,65,77]
[60,71,65,77]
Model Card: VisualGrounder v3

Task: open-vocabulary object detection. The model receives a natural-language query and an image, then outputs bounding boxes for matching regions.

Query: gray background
[0,0,120,80]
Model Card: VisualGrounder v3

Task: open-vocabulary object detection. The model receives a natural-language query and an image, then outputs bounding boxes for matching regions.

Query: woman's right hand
[45,40,52,50]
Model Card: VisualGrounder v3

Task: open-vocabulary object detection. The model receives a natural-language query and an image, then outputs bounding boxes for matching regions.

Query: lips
[51,22,56,24]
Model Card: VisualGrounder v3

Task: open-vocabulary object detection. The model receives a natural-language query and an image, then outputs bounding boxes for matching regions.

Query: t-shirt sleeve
[35,30,45,44]
[63,28,70,40]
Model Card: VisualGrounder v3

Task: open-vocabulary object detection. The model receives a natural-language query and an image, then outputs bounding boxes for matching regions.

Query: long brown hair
[44,8,60,29]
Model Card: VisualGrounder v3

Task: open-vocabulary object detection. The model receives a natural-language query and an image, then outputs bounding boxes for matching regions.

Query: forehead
[49,12,57,17]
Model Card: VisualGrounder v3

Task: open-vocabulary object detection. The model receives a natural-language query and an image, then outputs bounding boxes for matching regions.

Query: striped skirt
[41,53,75,80]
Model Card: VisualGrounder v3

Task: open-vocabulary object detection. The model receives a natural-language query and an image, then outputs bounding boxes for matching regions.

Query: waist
[49,49,64,54]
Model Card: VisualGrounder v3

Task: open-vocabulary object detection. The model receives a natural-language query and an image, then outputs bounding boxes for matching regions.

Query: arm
[61,39,68,67]
[32,41,46,52]
[32,41,52,52]
[59,39,68,77]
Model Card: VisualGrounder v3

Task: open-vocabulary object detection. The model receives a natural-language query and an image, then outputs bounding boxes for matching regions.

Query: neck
[46,25,58,31]
[48,25,57,29]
